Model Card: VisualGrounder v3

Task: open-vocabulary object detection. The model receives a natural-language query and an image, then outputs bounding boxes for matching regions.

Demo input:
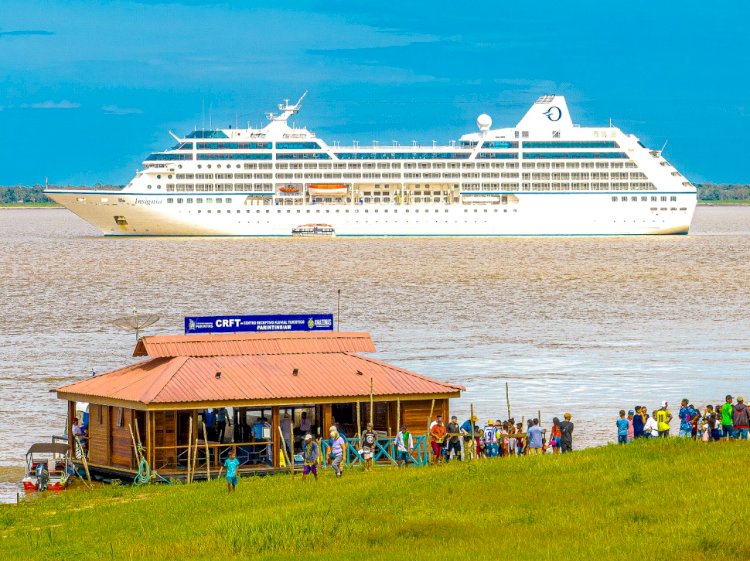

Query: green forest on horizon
[1,183,749,205]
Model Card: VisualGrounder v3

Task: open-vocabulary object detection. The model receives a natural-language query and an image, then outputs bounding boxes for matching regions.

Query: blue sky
[1,0,748,185]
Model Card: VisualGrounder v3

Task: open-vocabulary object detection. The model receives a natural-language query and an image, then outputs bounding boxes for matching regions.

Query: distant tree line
[1,183,749,204]
[696,183,750,202]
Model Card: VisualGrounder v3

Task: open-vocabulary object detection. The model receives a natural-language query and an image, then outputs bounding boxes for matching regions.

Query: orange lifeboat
[308,183,347,197]
[279,184,300,194]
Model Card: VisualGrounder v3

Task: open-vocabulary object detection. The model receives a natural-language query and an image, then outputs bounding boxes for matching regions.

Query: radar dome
[477,114,492,131]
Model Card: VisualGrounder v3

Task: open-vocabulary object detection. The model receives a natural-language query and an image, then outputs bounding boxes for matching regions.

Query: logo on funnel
[543,106,562,122]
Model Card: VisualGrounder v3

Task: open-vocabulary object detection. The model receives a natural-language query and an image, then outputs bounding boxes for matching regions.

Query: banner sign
[184,314,334,334]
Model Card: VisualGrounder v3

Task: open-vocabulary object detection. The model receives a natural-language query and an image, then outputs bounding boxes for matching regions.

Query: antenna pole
[337,289,341,331]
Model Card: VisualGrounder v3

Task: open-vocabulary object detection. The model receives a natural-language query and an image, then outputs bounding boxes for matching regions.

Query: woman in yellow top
[655,401,673,437]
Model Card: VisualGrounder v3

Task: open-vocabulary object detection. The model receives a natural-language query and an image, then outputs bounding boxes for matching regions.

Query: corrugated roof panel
[57,352,464,406]
[133,331,376,357]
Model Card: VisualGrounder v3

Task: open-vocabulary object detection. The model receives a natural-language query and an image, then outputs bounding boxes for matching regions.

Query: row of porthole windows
[611,195,677,202]
[168,198,232,204]
[167,203,511,214]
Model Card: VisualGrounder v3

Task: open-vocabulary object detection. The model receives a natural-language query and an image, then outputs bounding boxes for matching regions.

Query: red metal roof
[57,352,464,406]
[133,331,375,358]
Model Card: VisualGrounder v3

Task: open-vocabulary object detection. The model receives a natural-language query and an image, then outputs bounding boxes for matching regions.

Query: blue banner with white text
[184,314,334,334]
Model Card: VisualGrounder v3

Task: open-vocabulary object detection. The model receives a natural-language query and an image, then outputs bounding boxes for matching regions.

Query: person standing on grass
[732,397,749,440]
[301,434,318,482]
[483,419,499,458]
[430,416,447,464]
[632,406,645,439]
[644,410,659,438]
[528,419,543,455]
[626,410,635,443]
[721,395,735,439]
[678,399,694,438]
[224,449,240,494]
[616,410,629,444]
[445,416,462,462]
[362,422,377,472]
[395,424,414,468]
[329,428,347,478]
[516,422,527,455]
[460,415,479,460]
[550,417,561,455]
[559,413,574,453]
[656,402,672,438]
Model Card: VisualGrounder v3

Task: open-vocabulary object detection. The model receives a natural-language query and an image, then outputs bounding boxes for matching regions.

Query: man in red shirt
[430,416,446,464]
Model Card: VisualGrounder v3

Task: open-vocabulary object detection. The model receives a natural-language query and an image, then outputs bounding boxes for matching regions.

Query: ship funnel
[516,95,573,131]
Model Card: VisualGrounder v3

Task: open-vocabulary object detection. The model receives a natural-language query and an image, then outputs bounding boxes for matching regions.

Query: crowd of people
[425,413,574,463]
[615,395,750,442]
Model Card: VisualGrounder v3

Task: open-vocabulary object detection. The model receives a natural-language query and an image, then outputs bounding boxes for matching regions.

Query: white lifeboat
[308,183,347,197]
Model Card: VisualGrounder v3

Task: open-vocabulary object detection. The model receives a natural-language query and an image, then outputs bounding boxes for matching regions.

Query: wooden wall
[110,408,134,469]
[88,404,109,465]
[401,399,448,436]
[153,410,177,469]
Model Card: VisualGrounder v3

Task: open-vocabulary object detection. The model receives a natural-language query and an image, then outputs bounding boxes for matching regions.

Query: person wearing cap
[361,422,377,472]
[721,395,734,439]
[430,416,447,464]
[329,427,347,477]
[678,399,694,438]
[394,424,414,468]
[460,415,479,460]
[626,410,635,443]
[483,419,499,458]
[301,434,319,482]
[559,413,574,453]
[732,397,749,440]
[445,416,462,461]
[655,402,672,438]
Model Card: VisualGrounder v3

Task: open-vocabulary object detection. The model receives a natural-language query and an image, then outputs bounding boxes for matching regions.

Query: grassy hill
[2,438,749,560]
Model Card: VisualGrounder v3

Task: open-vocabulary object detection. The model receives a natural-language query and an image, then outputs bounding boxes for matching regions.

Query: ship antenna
[660,139,669,154]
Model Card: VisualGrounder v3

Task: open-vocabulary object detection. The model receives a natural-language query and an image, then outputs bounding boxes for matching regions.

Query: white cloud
[23,100,80,109]
[102,105,143,115]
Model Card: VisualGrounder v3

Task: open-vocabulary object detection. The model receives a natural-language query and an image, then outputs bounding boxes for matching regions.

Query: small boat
[292,223,336,237]
[279,184,300,194]
[22,443,72,492]
[308,183,347,197]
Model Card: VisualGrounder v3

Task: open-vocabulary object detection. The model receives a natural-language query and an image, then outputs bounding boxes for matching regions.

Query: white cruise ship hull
[47,190,695,236]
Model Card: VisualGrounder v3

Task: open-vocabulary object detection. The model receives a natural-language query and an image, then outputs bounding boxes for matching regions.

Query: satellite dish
[477,114,492,131]
[112,309,160,343]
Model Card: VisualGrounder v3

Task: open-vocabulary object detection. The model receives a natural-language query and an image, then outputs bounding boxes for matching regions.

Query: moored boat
[22,443,72,492]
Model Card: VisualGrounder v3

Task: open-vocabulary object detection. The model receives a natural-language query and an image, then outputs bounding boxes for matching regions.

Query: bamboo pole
[290,427,295,477]
[187,417,192,484]
[369,378,374,426]
[135,418,143,454]
[75,435,92,482]
[202,422,211,481]
[356,401,362,444]
[396,398,401,432]
[191,436,199,483]
[506,382,511,421]
[128,424,140,464]
[278,427,291,472]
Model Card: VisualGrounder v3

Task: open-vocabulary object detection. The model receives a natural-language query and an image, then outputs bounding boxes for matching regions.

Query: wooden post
[186,417,192,484]
[506,382,511,421]
[271,406,280,469]
[470,403,476,461]
[145,411,152,468]
[67,401,75,460]
[356,401,362,443]
[128,424,139,463]
[538,410,542,426]
[289,425,295,477]
[202,422,211,481]
[75,435,91,482]
[369,378,374,426]
[427,399,435,433]
[191,434,199,483]
[396,399,401,432]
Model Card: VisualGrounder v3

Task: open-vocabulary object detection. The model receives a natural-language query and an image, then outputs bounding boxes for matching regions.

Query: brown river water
[1,206,749,500]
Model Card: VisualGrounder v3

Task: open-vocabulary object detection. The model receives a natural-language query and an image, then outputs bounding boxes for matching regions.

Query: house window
[117,408,124,427]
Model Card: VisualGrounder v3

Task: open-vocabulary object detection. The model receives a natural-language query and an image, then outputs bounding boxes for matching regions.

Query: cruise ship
[46,93,697,236]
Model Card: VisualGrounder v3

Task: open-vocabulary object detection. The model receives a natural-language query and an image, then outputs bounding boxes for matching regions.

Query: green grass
[3,439,750,560]
[697,199,750,205]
